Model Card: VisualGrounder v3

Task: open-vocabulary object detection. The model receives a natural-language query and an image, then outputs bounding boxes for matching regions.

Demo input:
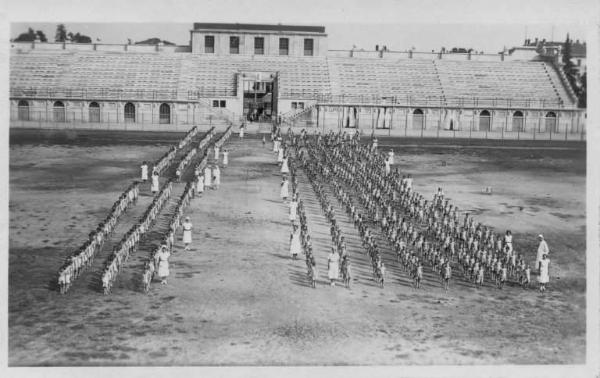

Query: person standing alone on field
[182,216,193,251]
[141,161,148,182]
[536,234,549,273]
[151,169,160,194]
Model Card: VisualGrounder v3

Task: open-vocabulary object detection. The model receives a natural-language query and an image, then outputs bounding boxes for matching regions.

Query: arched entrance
[18,100,29,121]
[124,102,135,123]
[512,111,524,131]
[159,103,171,124]
[89,102,100,123]
[545,112,557,132]
[53,101,65,122]
[412,109,424,130]
[479,110,491,131]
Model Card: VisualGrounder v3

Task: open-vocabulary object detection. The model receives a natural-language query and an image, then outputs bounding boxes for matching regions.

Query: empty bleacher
[9,49,576,108]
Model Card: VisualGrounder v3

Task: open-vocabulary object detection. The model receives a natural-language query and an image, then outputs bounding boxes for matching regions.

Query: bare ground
[8,136,585,365]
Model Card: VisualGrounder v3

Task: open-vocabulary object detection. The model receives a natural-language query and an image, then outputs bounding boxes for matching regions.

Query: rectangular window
[254,37,264,55]
[291,102,297,110]
[205,36,214,53]
[212,100,219,107]
[279,38,289,56]
[220,100,226,108]
[298,102,305,110]
[230,36,240,54]
[304,38,314,56]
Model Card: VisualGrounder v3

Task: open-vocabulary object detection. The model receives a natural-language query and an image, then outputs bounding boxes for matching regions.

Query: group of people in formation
[101,180,174,294]
[285,128,553,293]
[57,182,140,294]
[141,180,196,291]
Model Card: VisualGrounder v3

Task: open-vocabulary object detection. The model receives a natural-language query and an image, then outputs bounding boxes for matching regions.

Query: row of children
[57,181,140,294]
[101,179,174,294]
[141,180,196,291]
[177,126,199,150]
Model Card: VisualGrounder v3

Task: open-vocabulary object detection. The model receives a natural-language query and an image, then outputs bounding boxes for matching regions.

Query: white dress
[223,152,229,166]
[141,165,148,181]
[182,221,192,244]
[280,180,289,199]
[151,174,159,193]
[197,175,204,193]
[204,167,212,187]
[290,230,301,255]
[281,157,289,174]
[277,148,284,163]
[289,201,298,221]
[214,146,220,160]
[213,167,221,186]
[157,250,170,277]
[536,240,549,268]
[328,253,340,280]
[538,259,550,283]
[239,128,244,138]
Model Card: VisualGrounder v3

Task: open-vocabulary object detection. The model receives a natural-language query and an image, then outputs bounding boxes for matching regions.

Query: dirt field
[8,133,585,365]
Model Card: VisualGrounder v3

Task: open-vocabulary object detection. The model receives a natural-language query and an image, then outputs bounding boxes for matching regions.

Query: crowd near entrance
[243,71,277,122]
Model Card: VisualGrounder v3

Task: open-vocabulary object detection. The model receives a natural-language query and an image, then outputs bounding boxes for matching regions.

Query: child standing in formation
[223,149,229,167]
[151,169,160,194]
[213,165,221,190]
[204,165,212,190]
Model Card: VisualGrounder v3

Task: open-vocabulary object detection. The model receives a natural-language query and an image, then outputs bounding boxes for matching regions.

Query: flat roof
[193,23,325,34]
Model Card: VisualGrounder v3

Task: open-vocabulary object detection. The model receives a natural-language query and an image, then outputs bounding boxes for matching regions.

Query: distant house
[135,38,176,45]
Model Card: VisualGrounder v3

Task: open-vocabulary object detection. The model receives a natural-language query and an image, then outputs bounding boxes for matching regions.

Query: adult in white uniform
[327,248,340,286]
[150,170,160,194]
[222,149,229,167]
[281,156,289,174]
[157,246,171,285]
[141,161,149,182]
[280,177,289,200]
[289,197,298,224]
[214,145,220,160]
[239,124,245,139]
[289,225,301,259]
[538,254,550,292]
[196,174,204,195]
[536,234,549,272]
[384,157,391,176]
[204,166,212,189]
[277,147,284,164]
[182,217,193,251]
[213,165,221,189]
[388,150,394,165]
[504,230,513,254]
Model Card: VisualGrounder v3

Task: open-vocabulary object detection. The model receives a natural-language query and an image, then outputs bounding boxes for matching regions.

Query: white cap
[538,234,544,239]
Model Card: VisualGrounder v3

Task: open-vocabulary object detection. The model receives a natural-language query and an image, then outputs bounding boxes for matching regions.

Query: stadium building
[9,23,586,138]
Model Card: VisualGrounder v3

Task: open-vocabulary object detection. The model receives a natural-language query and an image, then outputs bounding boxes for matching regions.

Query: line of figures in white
[278,128,552,293]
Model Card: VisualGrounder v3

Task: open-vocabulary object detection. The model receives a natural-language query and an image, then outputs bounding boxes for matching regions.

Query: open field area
[9,131,585,365]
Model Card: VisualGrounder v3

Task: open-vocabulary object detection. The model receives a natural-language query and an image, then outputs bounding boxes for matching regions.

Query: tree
[55,24,67,42]
[14,28,36,42]
[36,30,47,42]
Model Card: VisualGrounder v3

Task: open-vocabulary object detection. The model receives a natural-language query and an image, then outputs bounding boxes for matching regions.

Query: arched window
[545,111,557,132]
[89,102,100,123]
[53,101,65,122]
[512,110,524,132]
[412,109,424,130]
[18,100,29,121]
[479,109,491,131]
[124,102,135,123]
[159,103,170,124]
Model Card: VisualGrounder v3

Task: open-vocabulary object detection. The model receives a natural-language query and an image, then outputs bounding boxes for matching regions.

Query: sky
[6,0,595,53]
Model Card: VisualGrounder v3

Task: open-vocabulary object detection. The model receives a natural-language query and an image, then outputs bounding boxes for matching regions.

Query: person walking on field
[182,216,193,251]
[327,247,340,286]
[204,166,212,190]
[223,149,229,167]
[213,165,221,190]
[536,234,549,272]
[141,161,149,182]
[538,254,550,292]
[157,245,171,285]
[150,169,160,194]
[280,176,289,201]
[289,224,301,260]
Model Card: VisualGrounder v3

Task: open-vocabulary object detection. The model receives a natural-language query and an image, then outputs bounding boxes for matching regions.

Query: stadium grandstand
[9,23,586,139]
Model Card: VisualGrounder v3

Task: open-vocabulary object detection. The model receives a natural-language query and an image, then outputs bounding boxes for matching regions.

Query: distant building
[190,23,328,57]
